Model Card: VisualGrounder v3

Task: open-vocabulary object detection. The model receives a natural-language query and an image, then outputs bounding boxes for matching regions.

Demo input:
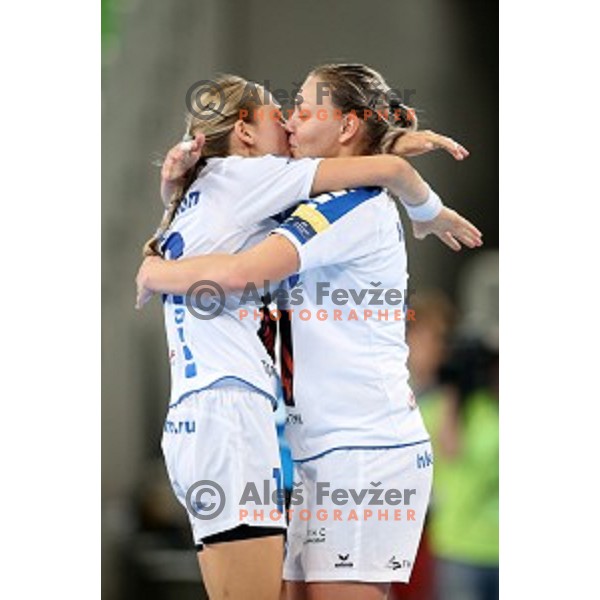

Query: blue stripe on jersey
[278,186,381,246]
[316,186,381,224]
[293,439,431,464]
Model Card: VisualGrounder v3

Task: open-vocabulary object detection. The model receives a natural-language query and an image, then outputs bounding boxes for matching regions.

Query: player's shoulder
[307,186,385,222]
[219,153,297,171]
[277,187,385,246]
[311,186,384,203]
[199,155,281,196]
[202,154,278,174]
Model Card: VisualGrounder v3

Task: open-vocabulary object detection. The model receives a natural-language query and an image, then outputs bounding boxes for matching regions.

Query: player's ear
[233,119,256,148]
[339,112,362,145]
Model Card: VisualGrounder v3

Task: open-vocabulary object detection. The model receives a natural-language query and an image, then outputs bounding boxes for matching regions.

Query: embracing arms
[136,204,481,308]
[160,130,469,206]
[139,130,480,308]
[137,234,297,306]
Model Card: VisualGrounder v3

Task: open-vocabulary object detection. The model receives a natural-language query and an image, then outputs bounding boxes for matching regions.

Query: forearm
[141,255,238,295]
[374,156,445,222]
[312,155,429,205]
[140,235,300,295]
[383,156,429,205]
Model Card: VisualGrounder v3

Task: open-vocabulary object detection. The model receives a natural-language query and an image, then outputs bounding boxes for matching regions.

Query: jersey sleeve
[227,155,323,225]
[272,187,383,272]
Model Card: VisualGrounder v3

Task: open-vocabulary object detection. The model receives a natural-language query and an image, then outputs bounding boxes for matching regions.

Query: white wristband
[402,186,443,222]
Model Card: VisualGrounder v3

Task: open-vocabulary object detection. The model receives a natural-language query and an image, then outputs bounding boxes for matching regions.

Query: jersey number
[162,232,197,378]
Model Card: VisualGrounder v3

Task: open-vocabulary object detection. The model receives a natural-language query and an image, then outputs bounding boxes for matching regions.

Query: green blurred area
[101,0,118,49]
[421,389,499,566]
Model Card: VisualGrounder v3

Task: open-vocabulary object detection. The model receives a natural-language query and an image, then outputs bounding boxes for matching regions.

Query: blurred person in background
[390,291,459,600]
[407,292,460,463]
[432,341,499,600]
[415,255,499,600]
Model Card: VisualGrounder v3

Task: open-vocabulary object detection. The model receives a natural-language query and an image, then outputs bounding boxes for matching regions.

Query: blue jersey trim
[277,187,382,246]
[168,376,278,410]
[293,439,431,464]
[317,186,381,224]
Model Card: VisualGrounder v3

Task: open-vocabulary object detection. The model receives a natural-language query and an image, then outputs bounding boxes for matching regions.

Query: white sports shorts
[161,385,286,546]
[283,442,433,583]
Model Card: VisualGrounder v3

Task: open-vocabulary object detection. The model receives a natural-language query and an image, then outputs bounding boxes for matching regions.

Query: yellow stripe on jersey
[292,203,330,233]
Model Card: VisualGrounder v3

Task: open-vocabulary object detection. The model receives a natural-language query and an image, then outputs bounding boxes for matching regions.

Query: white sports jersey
[273,187,430,461]
[160,154,321,408]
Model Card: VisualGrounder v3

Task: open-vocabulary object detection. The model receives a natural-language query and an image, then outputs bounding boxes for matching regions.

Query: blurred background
[102,1,498,598]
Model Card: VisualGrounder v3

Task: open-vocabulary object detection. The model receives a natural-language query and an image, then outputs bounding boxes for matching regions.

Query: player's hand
[162,133,205,182]
[135,255,164,309]
[412,207,483,251]
[391,130,469,161]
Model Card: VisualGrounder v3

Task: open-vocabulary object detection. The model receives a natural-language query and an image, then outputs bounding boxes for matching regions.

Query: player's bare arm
[159,129,470,207]
[136,201,482,309]
[136,234,297,309]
